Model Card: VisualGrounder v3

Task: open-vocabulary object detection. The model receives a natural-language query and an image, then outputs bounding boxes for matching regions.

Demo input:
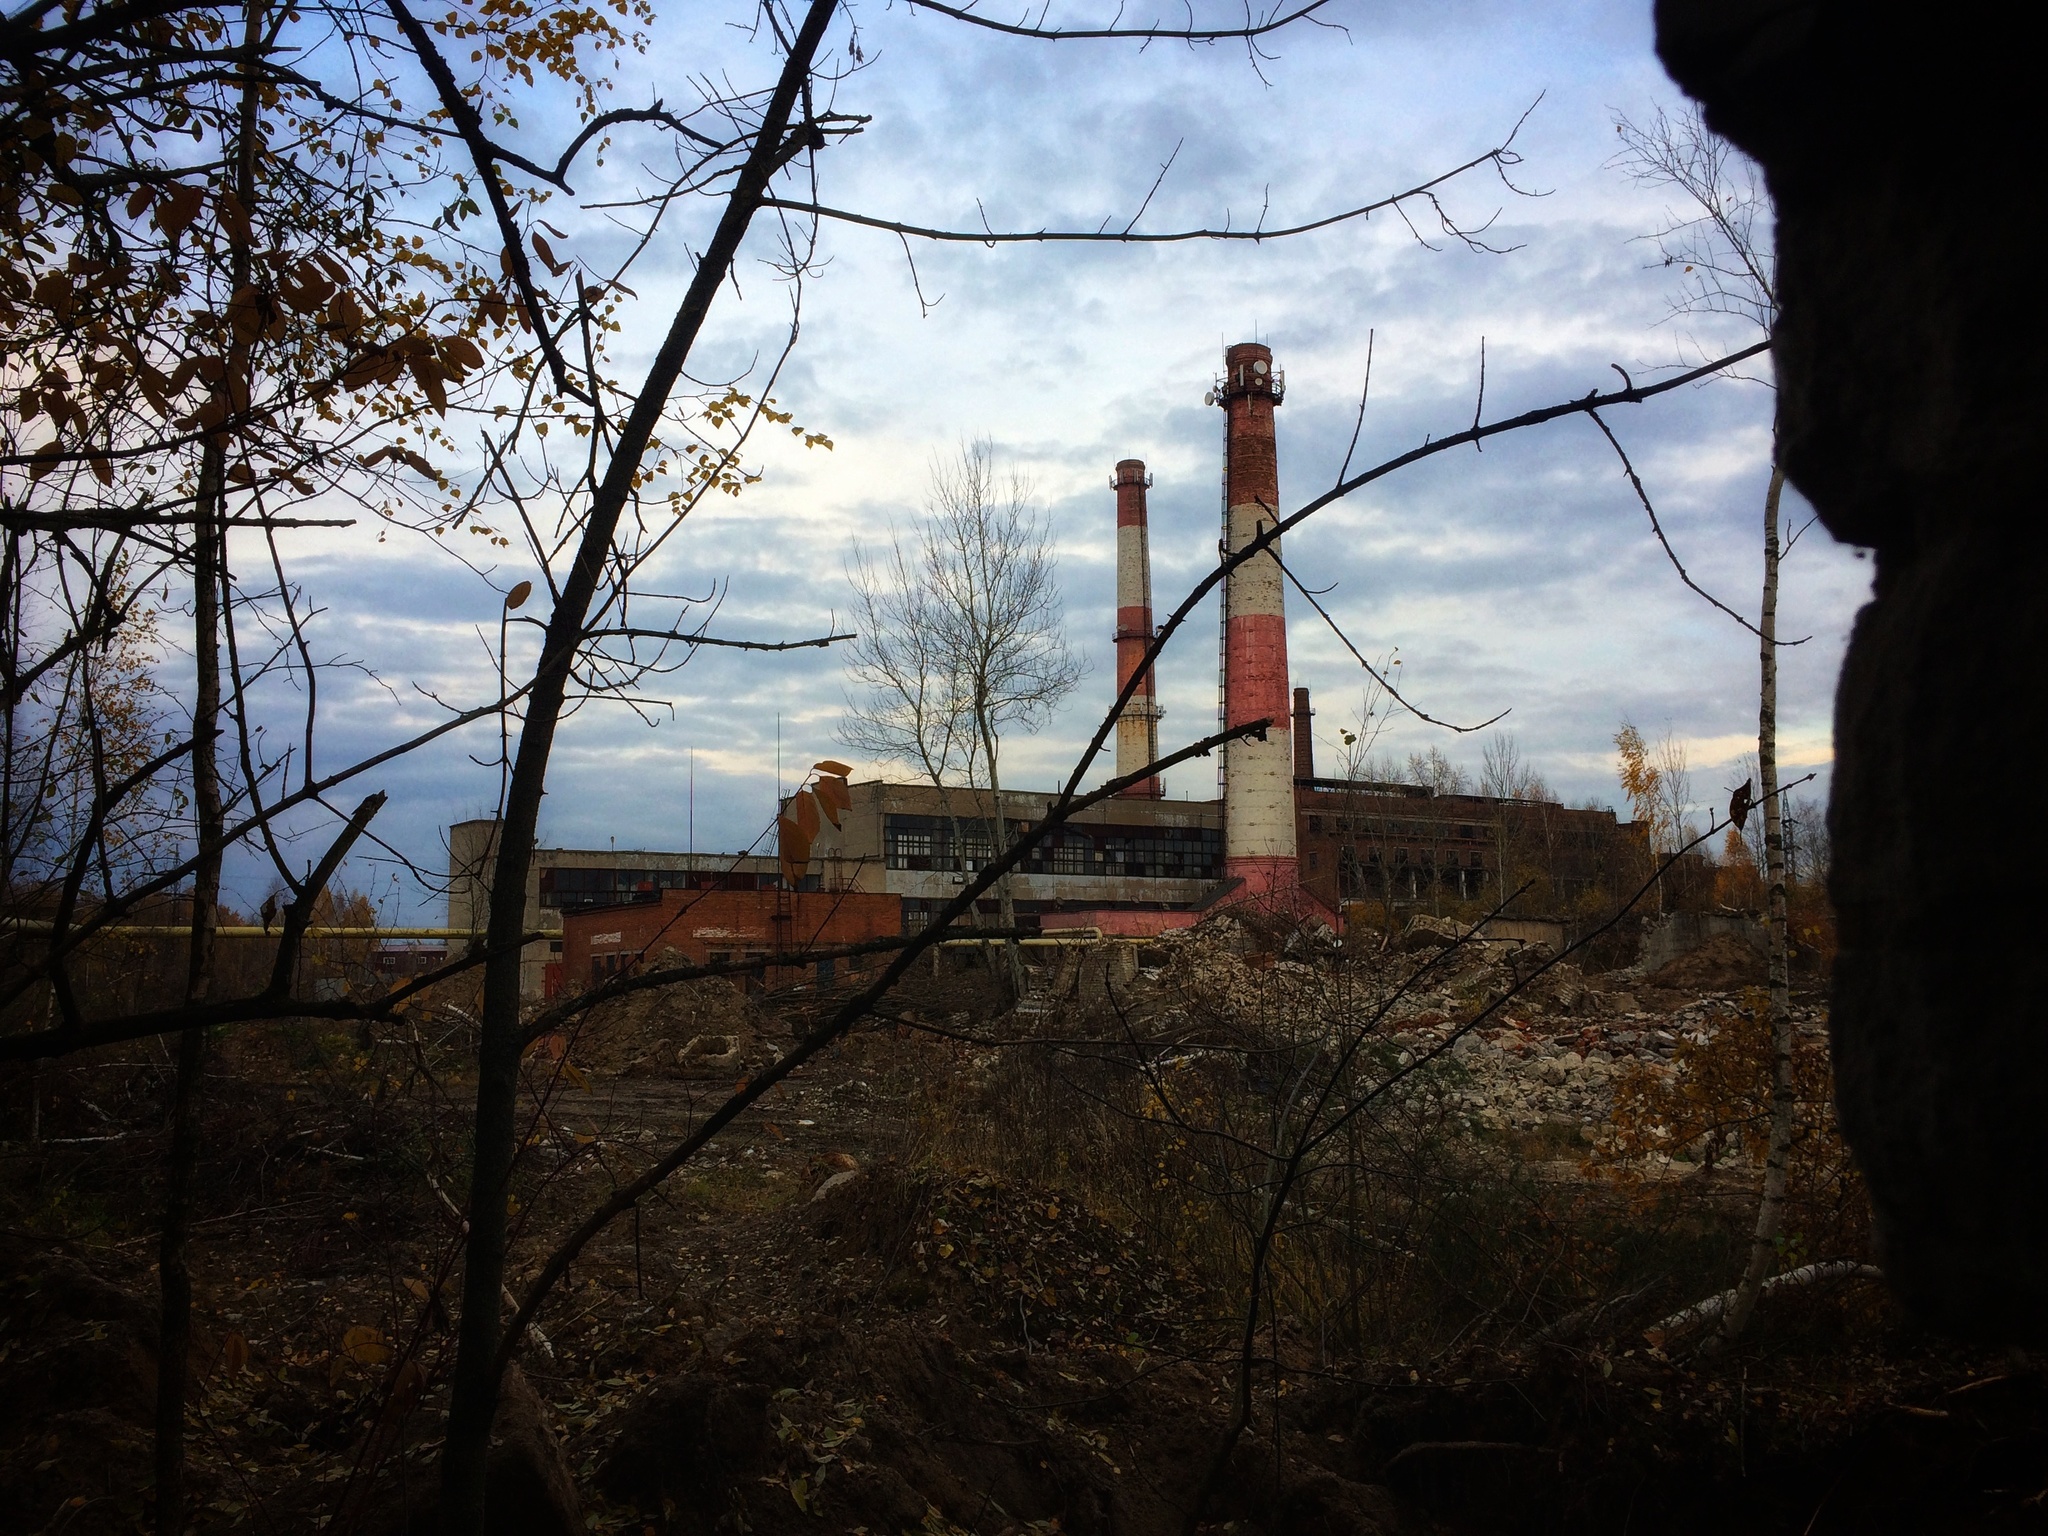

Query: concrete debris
[1044,910,1802,1140]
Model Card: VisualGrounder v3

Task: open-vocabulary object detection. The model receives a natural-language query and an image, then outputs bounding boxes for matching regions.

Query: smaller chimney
[1293,686,1315,781]
[1113,459,1164,797]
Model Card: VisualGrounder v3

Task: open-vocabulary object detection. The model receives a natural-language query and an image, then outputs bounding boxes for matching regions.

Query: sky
[226,0,1872,923]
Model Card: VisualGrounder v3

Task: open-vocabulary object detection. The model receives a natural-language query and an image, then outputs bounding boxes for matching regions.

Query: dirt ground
[3,934,2044,1535]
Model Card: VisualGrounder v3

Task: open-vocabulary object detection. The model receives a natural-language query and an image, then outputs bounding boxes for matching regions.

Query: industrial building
[1287,689,1635,919]
[798,780,1221,934]
[560,887,901,996]
[789,339,1638,938]
[460,339,1641,979]
[446,818,780,998]
[794,341,1326,936]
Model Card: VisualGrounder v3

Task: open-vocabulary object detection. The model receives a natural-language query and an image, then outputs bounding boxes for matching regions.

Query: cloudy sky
[245,0,1871,922]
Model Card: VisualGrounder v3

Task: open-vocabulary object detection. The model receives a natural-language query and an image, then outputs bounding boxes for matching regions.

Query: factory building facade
[447,818,781,998]
[560,886,902,996]
[798,781,1221,934]
[1287,688,1638,921]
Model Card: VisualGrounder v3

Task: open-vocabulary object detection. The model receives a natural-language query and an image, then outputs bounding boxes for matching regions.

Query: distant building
[1294,778,1635,915]
[559,887,902,997]
[1287,688,1640,920]
[371,939,448,981]
[798,781,1222,933]
[447,819,780,998]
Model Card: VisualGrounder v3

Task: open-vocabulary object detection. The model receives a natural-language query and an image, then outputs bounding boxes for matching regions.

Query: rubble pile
[1056,911,1814,1140]
[567,960,767,1077]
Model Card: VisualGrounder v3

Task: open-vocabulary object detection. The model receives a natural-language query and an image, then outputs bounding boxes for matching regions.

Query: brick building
[447,819,781,998]
[558,886,902,996]
[1287,689,1640,919]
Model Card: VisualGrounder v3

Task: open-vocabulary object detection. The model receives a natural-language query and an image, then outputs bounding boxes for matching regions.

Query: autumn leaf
[341,1325,390,1366]
[531,231,570,277]
[407,352,449,415]
[154,182,204,238]
[360,444,439,478]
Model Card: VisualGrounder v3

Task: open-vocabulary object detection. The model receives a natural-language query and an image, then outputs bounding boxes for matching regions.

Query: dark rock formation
[481,1364,583,1536]
[1654,1,2046,1336]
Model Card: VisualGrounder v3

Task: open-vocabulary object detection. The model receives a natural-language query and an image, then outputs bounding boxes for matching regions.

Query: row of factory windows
[1324,855,1490,901]
[883,815,1221,881]
[1305,814,1485,840]
[539,866,775,908]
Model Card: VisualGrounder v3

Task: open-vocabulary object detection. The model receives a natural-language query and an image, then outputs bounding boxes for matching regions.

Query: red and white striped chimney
[1215,341,1298,895]
[1112,459,1164,797]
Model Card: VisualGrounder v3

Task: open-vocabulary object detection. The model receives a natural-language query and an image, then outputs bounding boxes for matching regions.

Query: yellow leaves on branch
[1594,988,1860,1228]
[1615,722,1661,829]
[340,332,485,415]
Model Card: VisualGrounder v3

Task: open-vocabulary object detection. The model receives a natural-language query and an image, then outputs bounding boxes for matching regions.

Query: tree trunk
[155,11,261,1512]
[975,708,1025,995]
[1718,461,1793,1347]
[155,437,225,1536]
[436,7,838,1529]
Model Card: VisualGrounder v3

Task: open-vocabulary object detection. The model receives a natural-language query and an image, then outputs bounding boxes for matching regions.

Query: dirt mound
[588,1317,1403,1536]
[0,1242,165,1532]
[811,1163,1202,1352]
[1643,932,1765,996]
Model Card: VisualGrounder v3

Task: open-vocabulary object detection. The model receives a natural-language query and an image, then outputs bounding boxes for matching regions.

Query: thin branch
[1271,540,1506,733]
[1470,335,1485,449]
[1334,327,1373,486]
[580,626,854,650]
[0,510,356,533]
[903,0,1334,41]
[1586,407,1807,645]
[756,134,1521,248]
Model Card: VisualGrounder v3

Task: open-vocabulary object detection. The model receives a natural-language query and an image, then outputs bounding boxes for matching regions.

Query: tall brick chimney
[1293,685,1314,780]
[1214,341,1298,895]
[1112,459,1163,797]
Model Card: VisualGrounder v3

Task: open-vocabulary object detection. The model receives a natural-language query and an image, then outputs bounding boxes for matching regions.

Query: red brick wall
[561,887,901,994]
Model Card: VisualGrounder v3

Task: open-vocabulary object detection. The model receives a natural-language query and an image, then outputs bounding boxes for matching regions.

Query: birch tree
[848,442,1084,980]
[1614,101,1794,1346]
